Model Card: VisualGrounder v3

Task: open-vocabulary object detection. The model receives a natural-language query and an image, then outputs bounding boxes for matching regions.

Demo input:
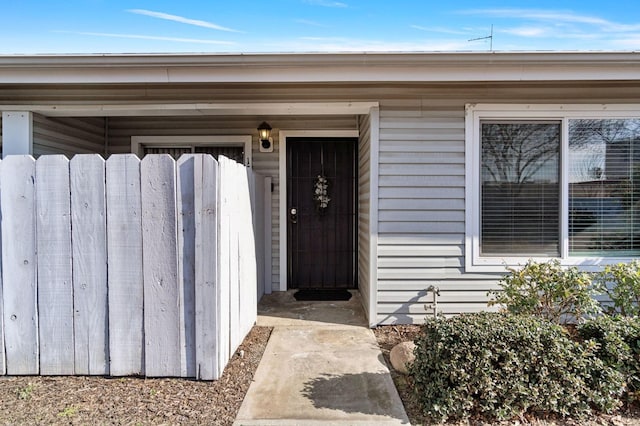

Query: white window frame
[465,103,640,272]
[131,135,252,167]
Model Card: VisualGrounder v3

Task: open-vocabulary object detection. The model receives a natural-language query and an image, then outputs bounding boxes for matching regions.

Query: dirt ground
[2,323,640,425]
[0,326,271,425]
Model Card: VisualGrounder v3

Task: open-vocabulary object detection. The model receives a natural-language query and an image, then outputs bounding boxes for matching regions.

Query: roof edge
[0,51,638,84]
[0,51,639,68]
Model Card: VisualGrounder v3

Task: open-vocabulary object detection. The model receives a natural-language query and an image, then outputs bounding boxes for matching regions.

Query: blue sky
[2,1,640,54]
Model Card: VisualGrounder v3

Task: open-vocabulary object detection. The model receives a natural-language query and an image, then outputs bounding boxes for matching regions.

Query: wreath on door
[314,174,330,212]
[313,145,330,213]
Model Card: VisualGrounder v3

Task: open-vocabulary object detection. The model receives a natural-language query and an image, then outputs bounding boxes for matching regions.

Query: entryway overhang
[0,102,379,117]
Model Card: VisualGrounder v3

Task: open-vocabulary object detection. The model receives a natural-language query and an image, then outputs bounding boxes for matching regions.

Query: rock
[390,341,416,375]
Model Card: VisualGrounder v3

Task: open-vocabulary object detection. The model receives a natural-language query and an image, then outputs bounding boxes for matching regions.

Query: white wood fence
[0,154,267,380]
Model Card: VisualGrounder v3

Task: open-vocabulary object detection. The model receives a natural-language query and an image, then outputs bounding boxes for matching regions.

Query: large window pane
[481,121,560,255]
[569,119,640,256]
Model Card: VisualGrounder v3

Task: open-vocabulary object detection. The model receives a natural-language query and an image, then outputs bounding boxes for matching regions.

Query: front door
[287,137,357,289]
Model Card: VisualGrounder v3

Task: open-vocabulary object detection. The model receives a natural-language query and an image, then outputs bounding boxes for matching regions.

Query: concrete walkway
[234,291,410,425]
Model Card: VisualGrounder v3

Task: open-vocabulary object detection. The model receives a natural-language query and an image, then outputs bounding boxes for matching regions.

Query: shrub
[488,260,601,324]
[595,261,640,317]
[578,315,640,401]
[410,313,623,423]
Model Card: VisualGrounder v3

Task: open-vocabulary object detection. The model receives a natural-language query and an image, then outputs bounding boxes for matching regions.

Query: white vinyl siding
[375,102,501,324]
[33,115,105,157]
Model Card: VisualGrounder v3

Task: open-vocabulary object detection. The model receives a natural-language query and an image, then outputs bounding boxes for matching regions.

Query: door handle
[290,207,298,224]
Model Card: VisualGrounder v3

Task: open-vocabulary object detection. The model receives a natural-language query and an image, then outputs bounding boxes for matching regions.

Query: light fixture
[258,121,274,152]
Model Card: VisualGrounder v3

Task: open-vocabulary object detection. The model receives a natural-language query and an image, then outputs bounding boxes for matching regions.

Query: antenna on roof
[469,25,493,51]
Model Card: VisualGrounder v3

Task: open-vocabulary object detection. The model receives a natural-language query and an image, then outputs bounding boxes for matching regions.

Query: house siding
[105,115,357,292]
[375,100,501,324]
[357,114,371,322]
[33,114,105,157]
[4,81,640,323]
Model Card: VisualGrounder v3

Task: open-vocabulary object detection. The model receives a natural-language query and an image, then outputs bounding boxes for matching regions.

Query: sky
[2,1,640,54]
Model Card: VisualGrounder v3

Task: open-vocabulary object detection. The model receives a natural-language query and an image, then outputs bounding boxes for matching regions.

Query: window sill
[466,255,640,273]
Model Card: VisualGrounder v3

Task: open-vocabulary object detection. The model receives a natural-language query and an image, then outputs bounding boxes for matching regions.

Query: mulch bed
[4,322,640,426]
[0,326,272,425]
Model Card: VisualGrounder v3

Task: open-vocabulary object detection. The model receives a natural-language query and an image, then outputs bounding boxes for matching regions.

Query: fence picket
[194,155,219,380]
[239,168,258,339]
[217,157,231,373]
[0,210,3,375]
[252,172,265,299]
[36,155,74,375]
[0,153,260,380]
[228,161,241,356]
[1,156,39,375]
[71,154,109,375]
[263,177,273,295]
[141,155,181,377]
[106,154,143,376]
[177,155,197,378]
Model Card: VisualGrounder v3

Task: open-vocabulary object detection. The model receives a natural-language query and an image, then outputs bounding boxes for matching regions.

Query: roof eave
[0,51,638,84]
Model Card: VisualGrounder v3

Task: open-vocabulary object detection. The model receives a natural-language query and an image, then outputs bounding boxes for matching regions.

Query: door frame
[278,130,359,291]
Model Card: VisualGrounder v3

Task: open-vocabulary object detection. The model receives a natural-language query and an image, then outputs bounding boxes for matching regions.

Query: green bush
[488,260,601,324]
[578,315,640,401]
[595,261,640,317]
[410,313,623,423]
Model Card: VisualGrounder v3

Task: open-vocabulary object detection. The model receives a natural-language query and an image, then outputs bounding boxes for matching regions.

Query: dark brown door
[287,138,357,289]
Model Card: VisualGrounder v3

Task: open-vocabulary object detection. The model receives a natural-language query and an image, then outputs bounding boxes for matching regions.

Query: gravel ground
[0,326,271,425]
[372,324,640,426]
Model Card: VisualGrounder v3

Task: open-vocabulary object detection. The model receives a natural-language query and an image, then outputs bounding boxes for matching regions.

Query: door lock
[290,207,298,224]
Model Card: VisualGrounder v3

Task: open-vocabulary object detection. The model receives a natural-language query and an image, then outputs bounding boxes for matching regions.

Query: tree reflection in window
[569,119,640,256]
[481,121,561,256]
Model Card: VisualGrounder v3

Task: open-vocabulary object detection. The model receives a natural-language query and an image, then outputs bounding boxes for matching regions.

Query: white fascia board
[0,102,379,117]
[0,52,639,84]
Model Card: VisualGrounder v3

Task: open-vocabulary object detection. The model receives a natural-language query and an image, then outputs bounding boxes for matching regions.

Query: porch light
[257,121,272,148]
[257,121,273,153]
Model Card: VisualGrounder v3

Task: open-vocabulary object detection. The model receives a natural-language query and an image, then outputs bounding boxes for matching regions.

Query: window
[569,119,640,256]
[131,136,252,167]
[466,105,640,271]
[143,145,245,164]
[481,121,561,256]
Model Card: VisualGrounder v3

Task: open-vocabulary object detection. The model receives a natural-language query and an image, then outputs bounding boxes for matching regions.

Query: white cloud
[410,25,471,35]
[500,26,550,37]
[127,9,243,33]
[279,36,475,52]
[295,19,327,27]
[612,37,640,48]
[54,31,236,45]
[459,8,640,32]
[303,0,348,8]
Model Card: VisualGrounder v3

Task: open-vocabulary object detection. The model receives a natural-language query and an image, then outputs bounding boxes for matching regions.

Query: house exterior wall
[372,85,640,324]
[32,115,105,157]
[105,115,358,292]
[3,80,640,324]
